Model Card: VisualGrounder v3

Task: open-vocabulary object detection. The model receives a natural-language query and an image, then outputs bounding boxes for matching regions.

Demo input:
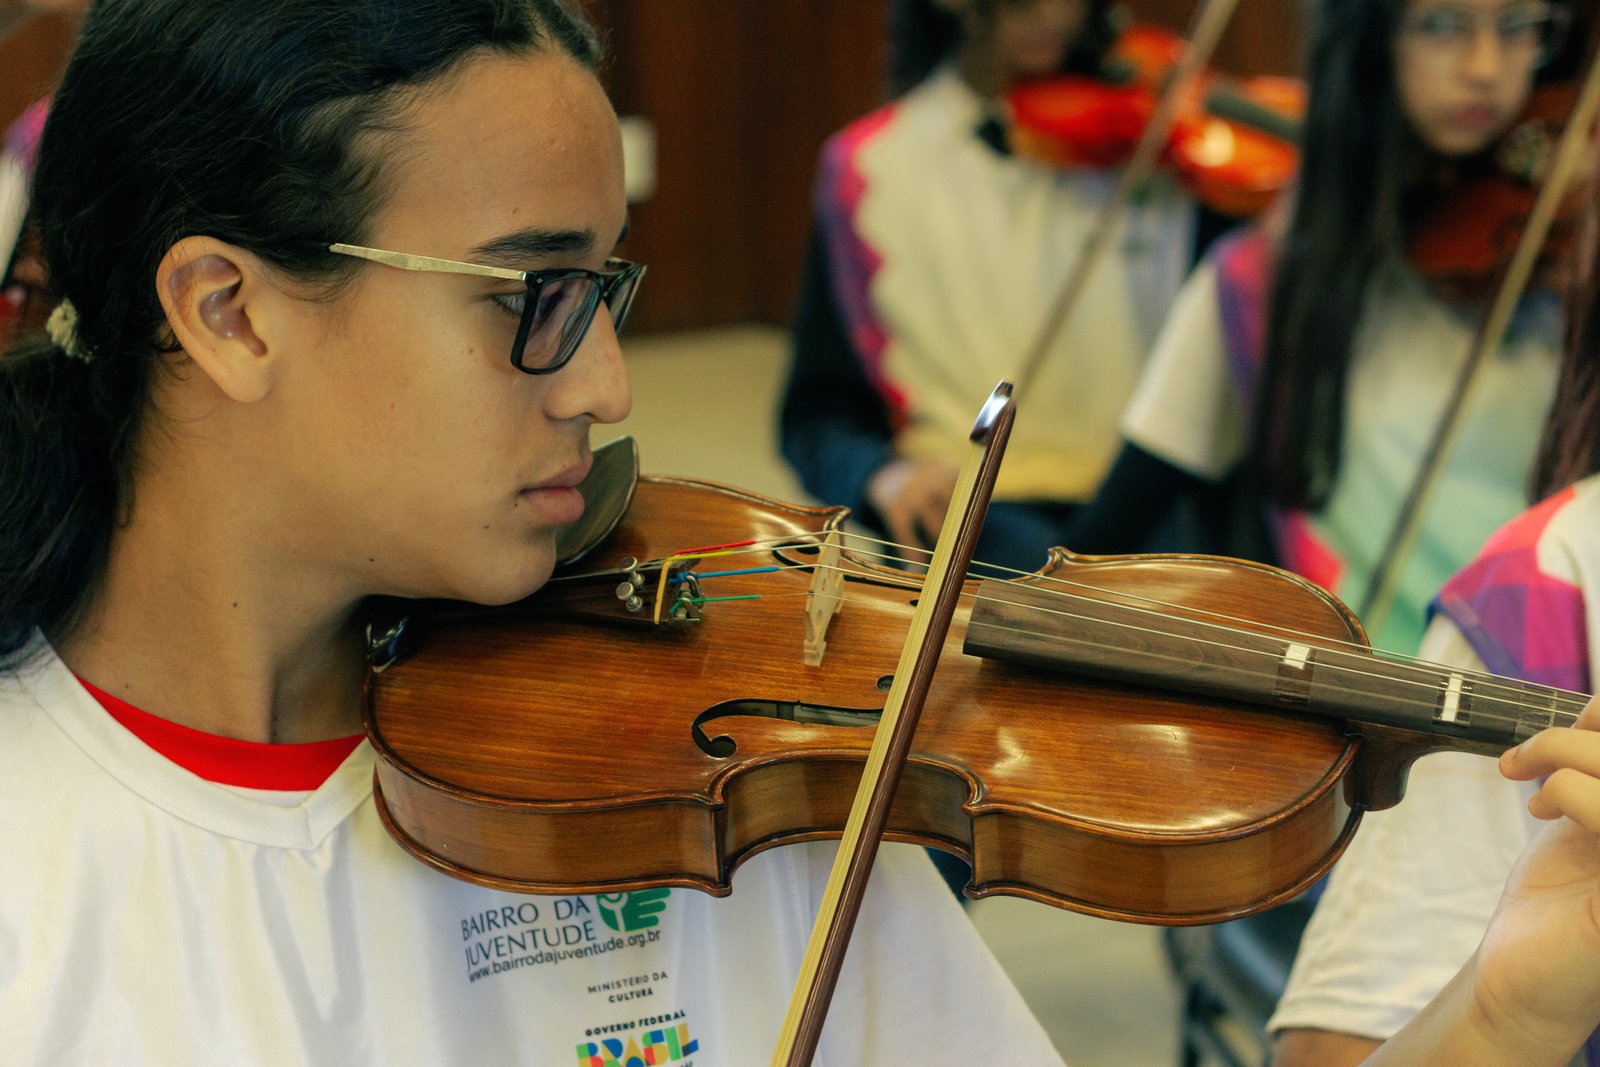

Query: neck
[963,576,1587,749]
[53,443,369,745]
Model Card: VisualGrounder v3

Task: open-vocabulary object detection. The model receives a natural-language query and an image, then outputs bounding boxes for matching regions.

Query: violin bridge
[803,529,844,666]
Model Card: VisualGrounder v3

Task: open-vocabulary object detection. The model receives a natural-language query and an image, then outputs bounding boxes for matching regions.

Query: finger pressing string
[1505,725,1600,785]
[1528,768,1600,831]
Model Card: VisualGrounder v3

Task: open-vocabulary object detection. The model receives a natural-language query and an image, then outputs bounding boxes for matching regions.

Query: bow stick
[769,382,1016,1067]
[1358,39,1600,631]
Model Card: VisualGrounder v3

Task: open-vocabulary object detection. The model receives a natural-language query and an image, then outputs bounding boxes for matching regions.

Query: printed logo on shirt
[458,891,674,985]
[575,1012,699,1067]
[597,889,670,933]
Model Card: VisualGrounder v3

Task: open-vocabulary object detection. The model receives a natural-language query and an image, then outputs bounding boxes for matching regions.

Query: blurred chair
[1163,895,1315,1067]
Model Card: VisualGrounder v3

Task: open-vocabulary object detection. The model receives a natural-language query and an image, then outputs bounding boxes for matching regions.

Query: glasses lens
[1403,4,1563,67]
[603,265,643,335]
[513,262,645,373]
[1531,10,1570,66]
[517,276,599,372]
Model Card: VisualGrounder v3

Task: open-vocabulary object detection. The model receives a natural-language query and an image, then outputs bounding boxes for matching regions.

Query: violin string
[649,532,1589,720]
[670,534,1583,716]
[660,536,1586,727]
[667,531,1412,663]
[663,531,1594,706]
[838,531,1478,672]
[890,566,1583,723]
[696,575,1586,733]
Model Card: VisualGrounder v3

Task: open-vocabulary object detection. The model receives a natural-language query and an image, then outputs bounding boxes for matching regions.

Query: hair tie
[45,299,93,363]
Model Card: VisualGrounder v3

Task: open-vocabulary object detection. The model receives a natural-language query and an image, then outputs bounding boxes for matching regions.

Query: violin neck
[963,578,1585,752]
[1204,85,1299,142]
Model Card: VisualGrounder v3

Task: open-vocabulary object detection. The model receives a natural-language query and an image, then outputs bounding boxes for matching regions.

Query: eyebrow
[471,216,633,269]
[471,227,596,268]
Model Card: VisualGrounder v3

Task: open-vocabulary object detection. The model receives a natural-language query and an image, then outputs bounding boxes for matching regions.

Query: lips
[1451,104,1502,130]
[517,456,592,526]
[529,456,593,493]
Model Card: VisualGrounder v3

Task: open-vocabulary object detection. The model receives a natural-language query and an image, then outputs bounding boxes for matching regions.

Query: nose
[1461,23,1512,82]
[546,306,632,426]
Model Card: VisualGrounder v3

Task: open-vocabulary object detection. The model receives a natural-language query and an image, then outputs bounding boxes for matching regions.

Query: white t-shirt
[1266,620,1539,1040]
[1269,475,1600,1053]
[1121,255,1560,655]
[0,638,1063,1066]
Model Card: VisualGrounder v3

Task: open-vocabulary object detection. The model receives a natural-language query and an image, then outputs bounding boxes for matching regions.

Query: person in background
[0,0,87,339]
[1370,695,1600,1066]
[780,0,1205,576]
[1067,1,1574,1057]
[1068,0,1573,658]
[1271,142,1600,1063]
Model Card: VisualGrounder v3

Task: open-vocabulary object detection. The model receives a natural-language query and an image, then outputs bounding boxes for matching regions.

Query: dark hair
[888,0,1119,96]
[1252,0,1577,509]
[1531,201,1600,499]
[0,0,600,663]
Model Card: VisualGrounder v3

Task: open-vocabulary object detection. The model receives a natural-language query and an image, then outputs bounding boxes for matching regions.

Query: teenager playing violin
[6,1,1600,1064]
[1068,0,1575,658]
[1062,0,1574,1057]
[0,2,1067,1062]
[1271,122,1600,1067]
[779,0,1207,576]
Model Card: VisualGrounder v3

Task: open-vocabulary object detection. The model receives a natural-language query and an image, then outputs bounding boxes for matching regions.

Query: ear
[156,236,278,404]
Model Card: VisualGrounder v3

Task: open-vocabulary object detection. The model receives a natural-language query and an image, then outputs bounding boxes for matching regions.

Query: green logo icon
[596,888,671,933]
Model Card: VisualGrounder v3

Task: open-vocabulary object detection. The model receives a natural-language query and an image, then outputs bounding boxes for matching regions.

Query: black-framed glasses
[1399,3,1571,70]
[328,242,645,374]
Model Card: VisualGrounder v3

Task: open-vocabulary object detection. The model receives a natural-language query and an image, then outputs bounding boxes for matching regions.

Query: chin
[439,543,559,607]
[486,560,559,606]
[1424,122,1500,159]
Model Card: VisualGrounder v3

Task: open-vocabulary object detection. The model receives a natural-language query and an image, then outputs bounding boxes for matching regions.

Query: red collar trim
[77,676,363,790]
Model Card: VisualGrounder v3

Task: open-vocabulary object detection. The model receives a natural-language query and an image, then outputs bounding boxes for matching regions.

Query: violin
[362,454,1583,926]
[1408,83,1587,301]
[1006,24,1304,219]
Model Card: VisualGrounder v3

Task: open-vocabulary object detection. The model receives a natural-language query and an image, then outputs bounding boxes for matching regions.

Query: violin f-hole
[691,699,882,758]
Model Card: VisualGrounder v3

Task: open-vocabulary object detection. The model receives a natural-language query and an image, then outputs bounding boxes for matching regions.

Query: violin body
[362,476,1434,926]
[1005,24,1304,218]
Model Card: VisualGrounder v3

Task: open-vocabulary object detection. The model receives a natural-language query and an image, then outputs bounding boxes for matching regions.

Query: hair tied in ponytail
[44,299,92,362]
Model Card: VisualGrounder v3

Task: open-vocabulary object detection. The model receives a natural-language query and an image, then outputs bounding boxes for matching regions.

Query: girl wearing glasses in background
[0,1,1067,1061]
[1052,0,1585,1062]
[1274,129,1600,1067]
[1069,0,1576,658]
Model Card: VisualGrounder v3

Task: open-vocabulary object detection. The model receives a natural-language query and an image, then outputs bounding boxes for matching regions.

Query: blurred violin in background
[1004,24,1305,218]
[1408,82,1590,302]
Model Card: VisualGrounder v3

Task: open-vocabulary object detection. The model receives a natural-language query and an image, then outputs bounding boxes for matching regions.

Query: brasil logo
[576,1022,699,1066]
